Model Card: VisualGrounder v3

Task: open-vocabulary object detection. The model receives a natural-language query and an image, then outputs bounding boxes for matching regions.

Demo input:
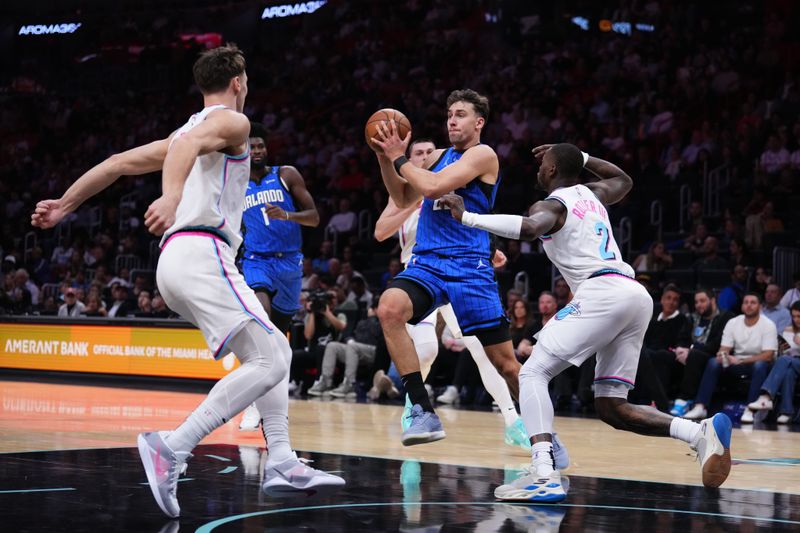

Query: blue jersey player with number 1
[238,123,319,431]
[370,89,522,447]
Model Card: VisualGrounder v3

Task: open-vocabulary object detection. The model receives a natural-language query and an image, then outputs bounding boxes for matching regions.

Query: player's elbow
[307,210,320,227]
[374,223,392,241]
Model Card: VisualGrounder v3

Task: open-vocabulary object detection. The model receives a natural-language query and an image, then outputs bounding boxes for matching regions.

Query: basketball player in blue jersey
[370,89,523,446]
[439,143,732,502]
[32,44,343,517]
[238,123,319,431]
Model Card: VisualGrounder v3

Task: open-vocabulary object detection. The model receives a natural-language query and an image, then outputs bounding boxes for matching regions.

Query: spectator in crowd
[312,298,381,398]
[509,299,538,356]
[505,289,523,317]
[748,301,800,424]
[58,288,85,317]
[652,288,735,417]
[515,292,556,360]
[553,277,571,310]
[14,268,39,308]
[311,241,334,274]
[151,294,171,318]
[684,223,709,256]
[346,275,372,307]
[684,293,777,422]
[692,236,729,273]
[301,257,320,291]
[631,241,673,273]
[759,134,790,175]
[718,265,748,313]
[745,201,784,250]
[381,257,402,290]
[762,283,791,332]
[106,283,134,318]
[728,238,750,268]
[750,266,772,295]
[336,261,362,294]
[780,272,800,309]
[632,285,691,411]
[301,290,348,395]
[134,290,154,318]
[326,198,357,236]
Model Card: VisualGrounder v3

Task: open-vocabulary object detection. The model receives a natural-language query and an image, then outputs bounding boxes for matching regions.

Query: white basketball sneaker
[137,431,192,518]
[693,413,732,488]
[494,467,567,503]
[239,404,261,431]
[262,454,345,498]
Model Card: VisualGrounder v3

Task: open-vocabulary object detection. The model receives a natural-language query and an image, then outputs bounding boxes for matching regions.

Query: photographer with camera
[290,288,348,392]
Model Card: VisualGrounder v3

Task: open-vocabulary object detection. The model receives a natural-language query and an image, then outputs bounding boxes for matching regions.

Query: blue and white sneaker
[401,394,413,432]
[494,468,567,503]
[401,404,446,446]
[693,413,732,488]
[670,399,692,417]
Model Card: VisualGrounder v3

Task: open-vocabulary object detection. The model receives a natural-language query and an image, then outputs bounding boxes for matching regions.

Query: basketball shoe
[262,454,345,497]
[401,404,446,446]
[137,431,192,518]
[693,413,732,488]
[494,467,567,503]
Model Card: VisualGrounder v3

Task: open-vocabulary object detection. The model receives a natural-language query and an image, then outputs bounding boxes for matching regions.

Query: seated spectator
[107,283,134,318]
[750,266,771,295]
[134,291,154,318]
[692,236,729,272]
[505,289,523,317]
[632,284,691,411]
[631,241,673,273]
[748,301,800,424]
[684,223,709,256]
[745,201,784,250]
[336,261,363,294]
[717,265,748,313]
[762,283,791,332]
[759,134,790,175]
[151,294,172,318]
[326,198,357,235]
[84,294,108,317]
[346,275,373,307]
[301,257,320,291]
[380,257,402,290]
[58,288,86,317]
[553,277,572,310]
[312,299,381,399]
[509,299,538,354]
[300,290,348,394]
[311,240,334,274]
[515,292,555,359]
[652,288,735,416]
[684,293,777,422]
[779,271,800,309]
[728,238,750,267]
[14,269,40,308]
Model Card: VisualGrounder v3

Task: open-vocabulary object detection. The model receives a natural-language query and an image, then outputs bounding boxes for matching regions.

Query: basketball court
[2,376,797,531]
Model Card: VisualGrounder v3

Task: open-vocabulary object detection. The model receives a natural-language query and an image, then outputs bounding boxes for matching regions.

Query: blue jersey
[242,166,302,255]
[414,147,500,259]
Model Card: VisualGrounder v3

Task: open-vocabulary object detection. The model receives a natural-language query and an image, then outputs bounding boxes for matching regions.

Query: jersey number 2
[260,207,270,226]
[594,222,616,260]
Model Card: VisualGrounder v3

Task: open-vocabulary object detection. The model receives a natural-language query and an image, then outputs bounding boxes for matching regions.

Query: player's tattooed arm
[439,194,564,242]
[274,166,320,226]
[583,156,633,205]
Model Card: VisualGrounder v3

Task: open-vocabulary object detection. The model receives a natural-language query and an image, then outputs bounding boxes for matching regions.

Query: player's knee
[498,358,520,382]
[377,290,412,326]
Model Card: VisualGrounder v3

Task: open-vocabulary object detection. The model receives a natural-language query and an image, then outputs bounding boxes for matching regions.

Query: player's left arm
[582,155,633,205]
[438,194,565,242]
[265,166,320,227]
[372,120,498,197]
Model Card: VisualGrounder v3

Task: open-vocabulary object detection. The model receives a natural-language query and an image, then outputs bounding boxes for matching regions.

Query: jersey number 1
[594,222,616,260]
[260,207,270,226]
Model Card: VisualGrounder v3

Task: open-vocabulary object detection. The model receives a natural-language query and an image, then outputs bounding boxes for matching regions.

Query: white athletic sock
[165,321,287,454]
[462,336,518,427]
[532,441,555,477]
[669,417,701,445]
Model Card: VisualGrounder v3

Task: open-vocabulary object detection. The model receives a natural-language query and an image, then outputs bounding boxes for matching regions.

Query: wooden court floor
[1,378,797,495]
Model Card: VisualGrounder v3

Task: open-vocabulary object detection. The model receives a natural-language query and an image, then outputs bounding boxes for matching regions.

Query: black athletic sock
[401,371,434,412]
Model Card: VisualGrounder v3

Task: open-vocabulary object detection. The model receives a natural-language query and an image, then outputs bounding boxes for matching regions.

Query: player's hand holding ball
[438,193,466,222]
[365,108,411,158]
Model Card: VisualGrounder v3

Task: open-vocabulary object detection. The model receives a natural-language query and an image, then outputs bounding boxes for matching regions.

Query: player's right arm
[374,196,420,241]
[582,155,633,206]
[375,153,423,208]
[438,193,566,242]
[145,109,250,235]
[31,137,172,229]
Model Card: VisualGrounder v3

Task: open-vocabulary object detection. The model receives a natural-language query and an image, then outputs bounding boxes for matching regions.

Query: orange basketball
[364,108,412,153]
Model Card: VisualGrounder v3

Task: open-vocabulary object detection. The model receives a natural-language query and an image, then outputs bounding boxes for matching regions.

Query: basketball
[364,108,411,153]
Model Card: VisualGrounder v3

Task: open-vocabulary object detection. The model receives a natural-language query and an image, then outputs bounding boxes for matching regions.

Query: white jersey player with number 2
[438,142,733,504]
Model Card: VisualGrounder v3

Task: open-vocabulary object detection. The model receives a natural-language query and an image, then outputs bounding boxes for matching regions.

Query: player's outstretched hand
[145,195,179,236]
[265,203,288,221]
[371,119,411,161]
[532,144,556,162]
[438,193,466,222]
[31,199,67,229]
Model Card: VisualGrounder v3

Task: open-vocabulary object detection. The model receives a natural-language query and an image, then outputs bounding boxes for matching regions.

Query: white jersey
[161,105,250,251]
[398,202,422,266]
[541,184,634,293]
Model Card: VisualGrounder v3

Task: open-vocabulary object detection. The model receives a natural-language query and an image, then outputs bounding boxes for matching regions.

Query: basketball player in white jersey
[31,44,343,517]
[439,143,732,502]
[373,138,568,461]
